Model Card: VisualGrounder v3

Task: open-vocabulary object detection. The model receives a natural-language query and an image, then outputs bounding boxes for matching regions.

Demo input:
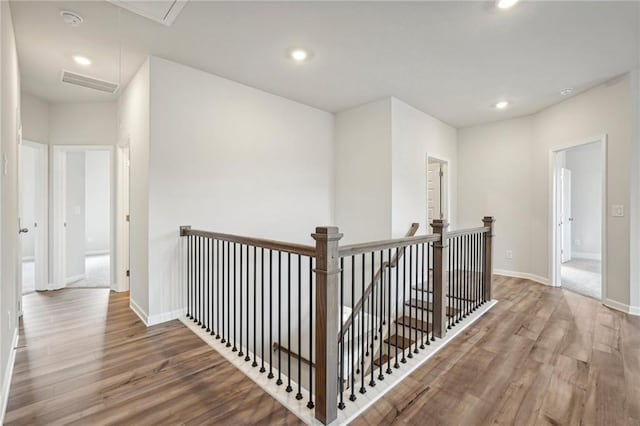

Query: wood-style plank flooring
[353,275,640,426]
[5,277,639,425]
[5,289,301,425]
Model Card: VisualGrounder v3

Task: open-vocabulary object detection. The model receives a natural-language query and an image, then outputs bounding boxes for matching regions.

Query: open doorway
[552,139,606,300]
[427,156,448,224]
[52,146,114,289]
[19,141,48,294]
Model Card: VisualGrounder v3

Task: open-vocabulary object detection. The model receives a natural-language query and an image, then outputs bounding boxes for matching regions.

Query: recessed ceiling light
[73,55,92,66]
[497,0,519,9]
[560,88,574,96]
[494,100,510,109]
[289,48,310,63]
[61,11,83,27]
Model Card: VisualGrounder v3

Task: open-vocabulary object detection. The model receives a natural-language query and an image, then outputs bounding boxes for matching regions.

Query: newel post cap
[179,225,191,236]
[311,226,343,241]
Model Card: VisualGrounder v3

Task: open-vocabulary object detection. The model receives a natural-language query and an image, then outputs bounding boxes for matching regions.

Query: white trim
[147,309,185,326]
[494,269,551,286]
[604,298,640,316]
[129,298,149,326]
[85,250,110,257]
[181,301,496,426]
[1,328,19,424]
[572,252,602,261]
[549,135,608,301]
[64,273,86,285]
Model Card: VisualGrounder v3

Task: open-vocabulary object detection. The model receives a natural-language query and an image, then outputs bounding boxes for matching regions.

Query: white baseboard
[1,327,19,424]
[129,298,149,326]
[85,250,110,257]
[129,298,184,326]
[494,269,551,286]
[65,274,85,285]
[604,298,640,316]
[572,252,602,261]
[147,308,185,326]
[21,256,34,262]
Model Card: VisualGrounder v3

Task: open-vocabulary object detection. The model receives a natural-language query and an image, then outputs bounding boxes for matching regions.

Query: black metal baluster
[427,242,433,344]
[277,251,282,386]
[338,257,345,409]
[296,254,302,399]
[394,248,400,369]
[252,246,257,366]
[187,235,192,319]
[286,253,292,393]
[369,252,376,387]
[350,255,357,401]
[456,236,461,324]
[216,240,220,338]
[222,241,228,345]
[420,243,425,350]
[198,236,202,325]
[238,245,244,357]
[207,238,211,332]
[232,243,237,352]
[245,245,251,362]
[268,250,274,379]
[308,256,314,409]
[448,237,452,330]
[401,247,407,364]
[407,245,413,359]
[360,253,366,394]
[378,250,385,380]
[260,248,266,372]
[386,248,392,374]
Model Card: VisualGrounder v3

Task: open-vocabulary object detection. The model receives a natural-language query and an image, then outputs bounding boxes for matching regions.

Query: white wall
[565,142,602,258]
[65,151,86,280]
[391,98,458,236]
[85,150,111,255]
[146,56,334,318]
[335,99,392,244]
[458,74,635,309]
[49,102,117,146]
[117,59,150,315]
[335,97,458,244]
[0,0,21,411]
[21,92,48,145]
[458,117,533,275]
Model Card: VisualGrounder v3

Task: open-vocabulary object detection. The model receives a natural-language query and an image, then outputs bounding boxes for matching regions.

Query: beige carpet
[561,257,601,300]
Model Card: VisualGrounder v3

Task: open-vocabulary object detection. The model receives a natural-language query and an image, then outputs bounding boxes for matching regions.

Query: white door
[561,168,572,263]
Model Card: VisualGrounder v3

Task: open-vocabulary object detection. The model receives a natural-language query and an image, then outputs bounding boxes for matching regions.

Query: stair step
[396,316,431,332]
[405,299,459,317]
[384,334,413,349]
[373,354,390,367]
[412,287,476,302]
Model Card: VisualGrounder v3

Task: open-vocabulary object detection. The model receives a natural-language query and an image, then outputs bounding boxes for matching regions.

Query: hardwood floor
[353,275,640,426]
[5,289,301,425]
[5,277,639,425]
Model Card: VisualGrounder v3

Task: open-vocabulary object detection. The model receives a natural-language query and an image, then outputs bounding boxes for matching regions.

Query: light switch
[612,205,624,217]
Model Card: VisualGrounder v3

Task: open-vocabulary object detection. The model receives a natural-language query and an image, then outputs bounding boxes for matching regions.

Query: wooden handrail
[446,226,490,238]
[180,227,316,257]
[337,223,419,342]
[338,229,437,257]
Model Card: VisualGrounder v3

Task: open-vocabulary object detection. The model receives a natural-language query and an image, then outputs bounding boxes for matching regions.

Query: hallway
[5,277,639,425]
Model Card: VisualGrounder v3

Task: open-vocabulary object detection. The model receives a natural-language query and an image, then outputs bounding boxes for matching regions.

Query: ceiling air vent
[108,0,188,26]
[60,70,119,94]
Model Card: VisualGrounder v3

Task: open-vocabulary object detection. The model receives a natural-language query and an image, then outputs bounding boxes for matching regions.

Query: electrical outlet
[505,250,513,260]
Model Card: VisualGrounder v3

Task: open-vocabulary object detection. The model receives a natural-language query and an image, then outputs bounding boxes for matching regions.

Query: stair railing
[179,216,495,425]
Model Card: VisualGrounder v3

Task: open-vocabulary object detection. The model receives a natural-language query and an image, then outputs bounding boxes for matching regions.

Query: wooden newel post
[482,217,495,301]
[430,219,448,338]
[179,225,191,236]
[312,226,343,425]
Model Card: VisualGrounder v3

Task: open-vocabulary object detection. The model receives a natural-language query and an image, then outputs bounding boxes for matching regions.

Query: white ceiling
[10,1,640,127]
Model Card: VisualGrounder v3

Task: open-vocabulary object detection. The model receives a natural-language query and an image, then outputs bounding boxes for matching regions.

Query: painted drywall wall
[85,150,111,255]
[391,98,458,236]
[335,99,392,244]
[65,151,86,281]
[1,0,20,411]
[20,145,36,258]
[631,69,640,311]
[458,117,533,275]
[21,92,48,145]
[117,58,150,316]
[146,56,334,318]
[565,142,602,258]
[459,74,635,308]
[49,102,117,146]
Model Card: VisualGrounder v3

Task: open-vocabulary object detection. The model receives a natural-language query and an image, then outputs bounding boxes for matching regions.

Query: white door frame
[549,135,607,301]
[51,145,116,290]
[115,143,130,292]
[426,155,450,226]
[21,140,49,292]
